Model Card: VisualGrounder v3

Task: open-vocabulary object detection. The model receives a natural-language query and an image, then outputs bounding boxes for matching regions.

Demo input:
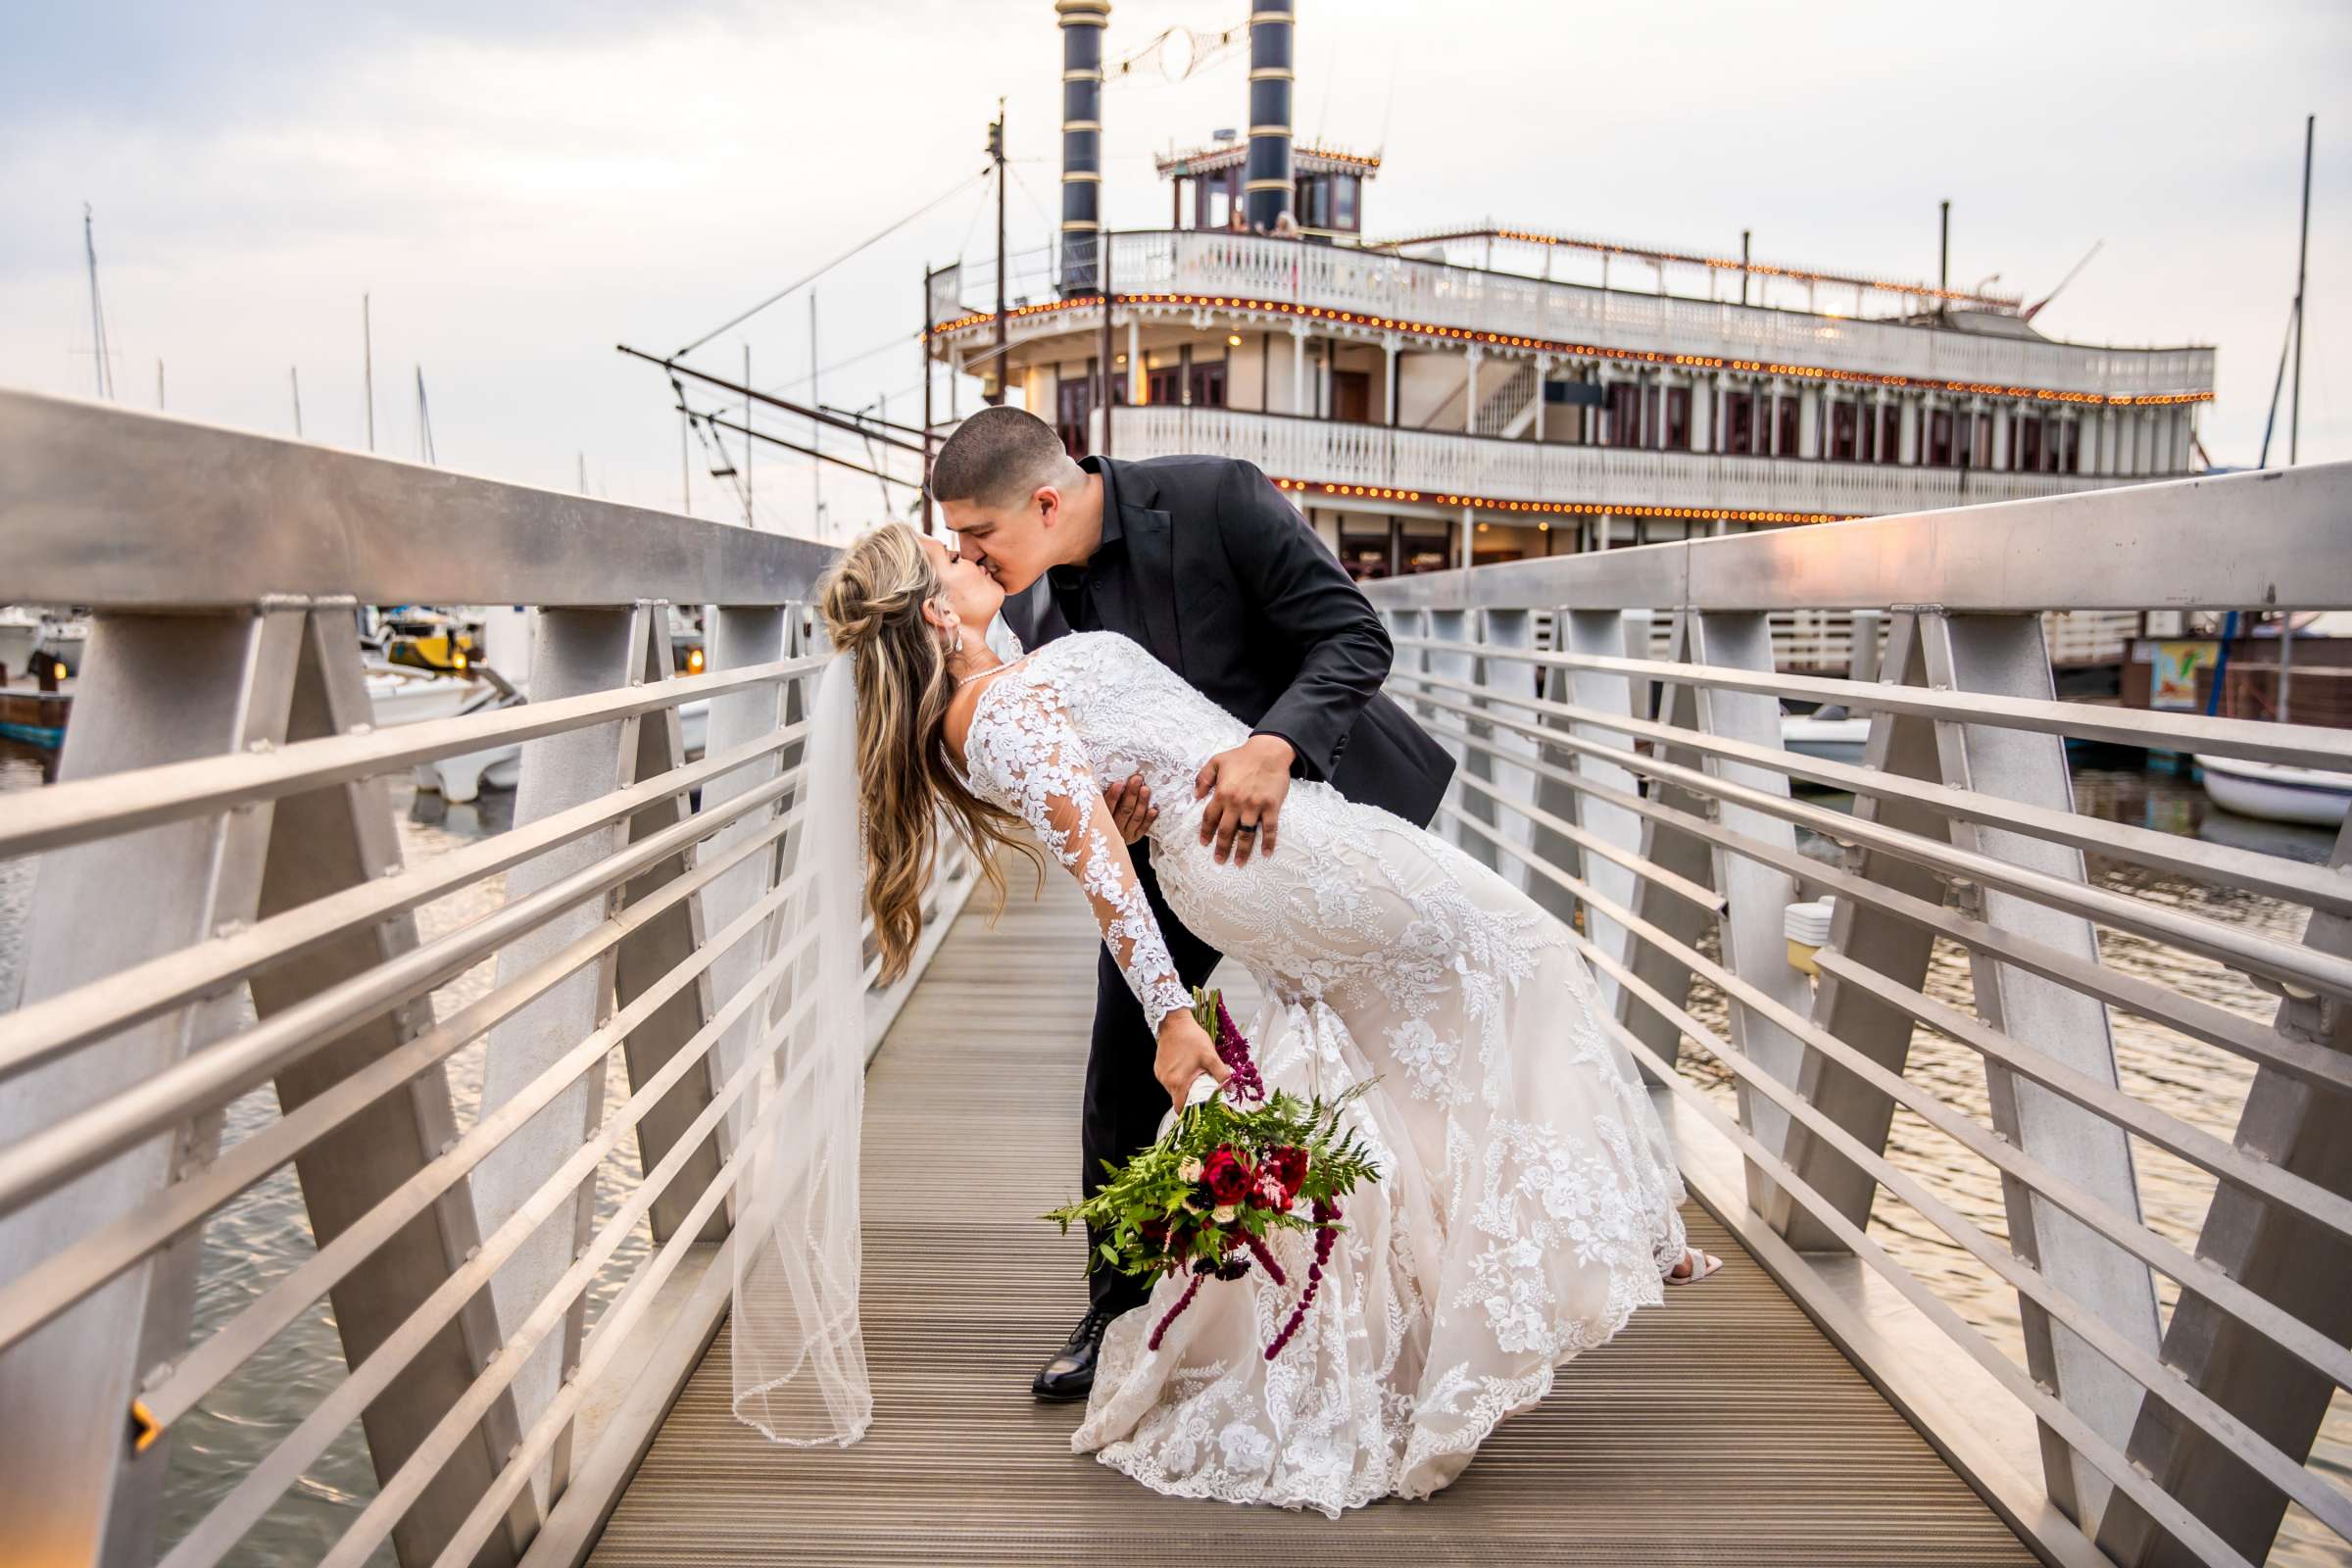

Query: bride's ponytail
[816,523,1037,983]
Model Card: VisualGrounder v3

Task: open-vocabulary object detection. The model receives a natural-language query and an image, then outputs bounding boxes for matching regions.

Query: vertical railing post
[247,608,529,1567]
[1560,610,1712,1080]
[1555,610,1648,1016]
[694,606,790,1134]
[1474,608,1538,895]
[1524,609,1588,931]
[0,608,304,1568]
[2097,817,2352,1568]
[471,603,657,1516]
[1776,612,1951,1249]
[1921,612,2161,1529]
[1424,609,1476,855]
[608,611,732,1250]
[1686,612,1817,1184]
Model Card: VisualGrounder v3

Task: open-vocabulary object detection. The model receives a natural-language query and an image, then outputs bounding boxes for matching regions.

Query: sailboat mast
[2291,113,2313,466]
[82,204,112,400]
[290,366,304,437]
[989,102,1006,406]
[363,294,376,451]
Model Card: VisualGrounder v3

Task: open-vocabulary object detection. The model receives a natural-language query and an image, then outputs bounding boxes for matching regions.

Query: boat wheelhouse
[923,2,2215,578]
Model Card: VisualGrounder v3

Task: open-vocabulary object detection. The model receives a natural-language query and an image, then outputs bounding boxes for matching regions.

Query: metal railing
[1022,232,2217,399]
[1360,462,2352,1568]
[0,390,975,1568]
[1113,403,2127,519]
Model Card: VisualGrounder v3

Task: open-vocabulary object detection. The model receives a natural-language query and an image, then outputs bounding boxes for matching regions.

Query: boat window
[1830,400,1858,461]
[1664,386,1691,451]
[1332,175,1358,231]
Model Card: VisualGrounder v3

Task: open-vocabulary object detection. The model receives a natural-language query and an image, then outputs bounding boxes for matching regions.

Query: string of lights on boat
[1264,477,1853,526]
[923,293,2215,408]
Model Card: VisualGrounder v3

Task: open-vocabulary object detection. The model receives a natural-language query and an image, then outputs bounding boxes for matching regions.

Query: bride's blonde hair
[815,522,1039,982]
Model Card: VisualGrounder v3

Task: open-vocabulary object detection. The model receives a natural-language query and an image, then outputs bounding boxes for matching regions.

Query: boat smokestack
[1244,1,1295,233]
[1056,0,1109,295]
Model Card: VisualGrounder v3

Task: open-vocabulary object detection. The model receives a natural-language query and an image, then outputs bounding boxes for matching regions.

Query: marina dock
[588,875,2036,1566]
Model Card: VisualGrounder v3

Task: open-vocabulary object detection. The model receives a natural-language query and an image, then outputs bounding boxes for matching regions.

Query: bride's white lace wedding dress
[956,631,1688,1516]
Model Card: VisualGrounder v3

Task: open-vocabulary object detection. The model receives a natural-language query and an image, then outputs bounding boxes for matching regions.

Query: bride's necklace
[948,631,1004,684]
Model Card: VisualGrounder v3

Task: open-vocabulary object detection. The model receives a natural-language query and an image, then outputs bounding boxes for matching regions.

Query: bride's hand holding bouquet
[1048,987,1381,1362]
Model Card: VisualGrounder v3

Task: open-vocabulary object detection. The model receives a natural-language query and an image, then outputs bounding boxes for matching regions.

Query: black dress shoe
[1032,1303,1120,1401]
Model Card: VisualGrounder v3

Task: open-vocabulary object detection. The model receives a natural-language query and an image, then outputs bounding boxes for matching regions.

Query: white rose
[1177,1157,1204,1183]
[1211,1203,1238,1224]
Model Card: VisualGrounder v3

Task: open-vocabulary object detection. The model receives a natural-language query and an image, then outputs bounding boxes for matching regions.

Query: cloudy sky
[2,0,2344,535]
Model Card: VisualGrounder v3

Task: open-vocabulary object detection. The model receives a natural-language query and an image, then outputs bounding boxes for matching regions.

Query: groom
[932,406,1454,1401]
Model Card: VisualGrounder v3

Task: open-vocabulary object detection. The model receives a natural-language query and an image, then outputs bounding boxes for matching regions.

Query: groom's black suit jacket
[1012,452,1453,1319]
[1001,452,1454,825]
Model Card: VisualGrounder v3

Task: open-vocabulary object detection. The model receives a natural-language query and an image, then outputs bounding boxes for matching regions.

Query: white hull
[366,668,490,728]
[1782,714,1871,766]
[416,699,710,804]
[2195,754,2352,827]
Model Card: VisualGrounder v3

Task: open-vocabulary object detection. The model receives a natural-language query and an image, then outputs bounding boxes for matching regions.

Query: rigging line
[761,330,919,397]
[856,399,893,512]
[954,168,995,266]
[817,401,930,441]
[684,403,922,491]
[1004,163,1061,244]
[622,346,927,455]
[674,165,990,359]
[672,374,750,512]
[686,407,750,514]
[2257,297,2298,467]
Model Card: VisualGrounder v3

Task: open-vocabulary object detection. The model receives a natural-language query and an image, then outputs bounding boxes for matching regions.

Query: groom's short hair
[932,406,1075,507]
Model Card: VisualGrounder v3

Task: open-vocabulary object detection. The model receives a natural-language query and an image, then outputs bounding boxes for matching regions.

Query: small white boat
[0,608,43,677]
[2195,754,2352,827]
[366,662,489,727]
[1782,712,1871,766]
[418,698,710,804]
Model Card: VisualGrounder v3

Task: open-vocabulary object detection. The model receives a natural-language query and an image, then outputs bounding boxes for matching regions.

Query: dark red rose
[1265,1146,1309,1205]
[1202,1147,1254,1205]
[1140,1218,1170,1250]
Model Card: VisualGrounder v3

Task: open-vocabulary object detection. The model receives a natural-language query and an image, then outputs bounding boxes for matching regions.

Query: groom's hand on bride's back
[1196,734,1296,867]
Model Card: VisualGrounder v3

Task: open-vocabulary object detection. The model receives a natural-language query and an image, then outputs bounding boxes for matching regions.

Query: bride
[747,520,1717,1515]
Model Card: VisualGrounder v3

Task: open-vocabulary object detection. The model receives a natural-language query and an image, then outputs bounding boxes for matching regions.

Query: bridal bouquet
[1045,986,1380,1360]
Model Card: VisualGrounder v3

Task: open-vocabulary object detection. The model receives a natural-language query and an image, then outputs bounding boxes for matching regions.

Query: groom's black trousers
[1082,851,1224,1319]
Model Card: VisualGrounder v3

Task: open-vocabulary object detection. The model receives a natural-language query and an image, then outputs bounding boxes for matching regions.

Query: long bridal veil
[730,651,873,1446]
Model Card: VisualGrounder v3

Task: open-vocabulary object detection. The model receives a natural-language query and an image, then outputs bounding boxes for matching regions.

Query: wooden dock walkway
[587,876,2035,1566]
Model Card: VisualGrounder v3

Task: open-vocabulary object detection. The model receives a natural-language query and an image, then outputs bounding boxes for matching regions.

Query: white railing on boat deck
[0,389,976,1568]
[1110,404,2120,519]
[1361,462,2352,1568]
[1070,231,2214,399]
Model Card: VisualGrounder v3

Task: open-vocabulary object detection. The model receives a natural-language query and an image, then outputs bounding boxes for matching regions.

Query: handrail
[0,389,837,609]
[1361,461,2352,1568]
[0,390,979,1568]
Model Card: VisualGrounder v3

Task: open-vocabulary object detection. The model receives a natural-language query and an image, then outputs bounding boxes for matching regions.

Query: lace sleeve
[965,671,1190,1034]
